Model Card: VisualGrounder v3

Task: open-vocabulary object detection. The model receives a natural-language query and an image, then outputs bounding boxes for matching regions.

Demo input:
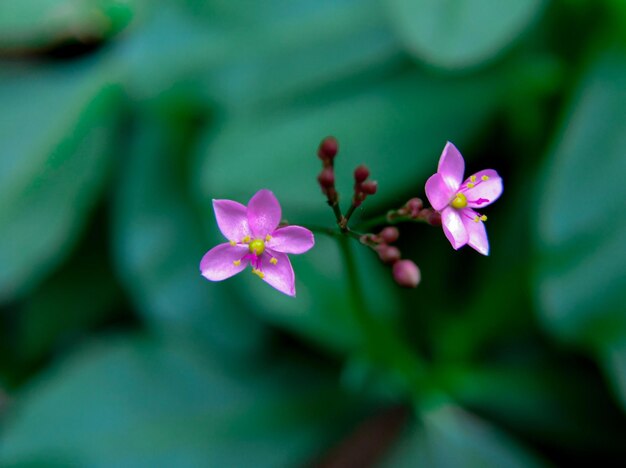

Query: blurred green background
[1,0,625,466]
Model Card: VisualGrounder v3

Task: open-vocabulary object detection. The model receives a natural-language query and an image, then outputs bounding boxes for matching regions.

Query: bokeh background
[1,0,625,466]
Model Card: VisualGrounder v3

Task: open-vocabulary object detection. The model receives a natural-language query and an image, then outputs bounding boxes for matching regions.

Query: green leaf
[0,0,135,51]
[114,0,401,110]
[0,335,359,466]
[202,0,402,111]
[603,340,626,412]
[112,112,268,358]
[443,363,626,454]
[534,50,626,412]
[9,234,123,368]
[385,0,546,69]
[0,57,121,303]
[534,51,626,348]
[383,403,544,467]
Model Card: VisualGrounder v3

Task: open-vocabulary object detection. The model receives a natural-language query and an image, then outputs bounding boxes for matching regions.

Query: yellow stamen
[480,215,488,222]
[451,192,468,209]
[470,175,477,183]
[229,240,237,246]
[233,260,241,266]
[467,182,475,188]
[265,234,272,242]
[270,257,278,265]
[473,216,480,223]
[482,175,489,181]
[252,268,265,279]
[249,239,265,256]
[242,236,251,243]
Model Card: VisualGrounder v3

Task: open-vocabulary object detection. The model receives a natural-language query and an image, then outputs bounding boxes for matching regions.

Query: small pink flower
[200,189,314,296]
[425,142,503,255]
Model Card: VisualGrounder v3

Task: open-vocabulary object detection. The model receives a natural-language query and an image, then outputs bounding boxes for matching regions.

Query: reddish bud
[361,180,378,195]
[379,226,399,244]
[317,167,335,188]
[392,260,421,288]
[377,245,401,264]
[426,211,442,226]
[406,198,423,216]
[353,165,370,183]
[318,136,338,160]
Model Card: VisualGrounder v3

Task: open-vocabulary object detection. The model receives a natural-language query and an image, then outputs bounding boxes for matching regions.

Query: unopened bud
[318,136,338,160]
[392,260,421,288]
[361,180,378,195]
[377,245,401,264]
[426,211,442,226]
[379,226,399,244]
[317,167,335,188]
[406,198,423,216]
[353,165,370,183]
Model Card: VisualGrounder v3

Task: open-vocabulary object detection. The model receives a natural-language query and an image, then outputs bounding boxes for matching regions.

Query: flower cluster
[199,139,501,296]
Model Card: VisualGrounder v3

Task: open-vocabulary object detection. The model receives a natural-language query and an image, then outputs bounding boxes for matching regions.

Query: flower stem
[338,236,428,399]
[330,202,344,226]
[343,202,358,224]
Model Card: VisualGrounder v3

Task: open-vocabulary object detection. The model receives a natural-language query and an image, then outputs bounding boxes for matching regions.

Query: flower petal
[267,226,314,254]
[441,207,468,250]
[463,212,490,255]
[260,251,295,296]
[438,142,465,190]
[247,189,282,238]
[200,243,248,281]
[425,173,455,211]
[213,199,251,242]
[463,169,503,208]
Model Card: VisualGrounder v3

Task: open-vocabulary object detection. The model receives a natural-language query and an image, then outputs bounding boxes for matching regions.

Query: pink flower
[425,142,503,255]
[200,189,314,296]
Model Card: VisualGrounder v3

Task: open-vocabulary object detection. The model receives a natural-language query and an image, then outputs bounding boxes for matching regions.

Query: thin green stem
[330,202,344,226]
[344,202,358,224]
[338,237,428,400]
[339,236,369,321]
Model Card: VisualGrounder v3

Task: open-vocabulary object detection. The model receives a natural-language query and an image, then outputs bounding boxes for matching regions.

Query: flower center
[451,192,468,209]
[249,239,265,256]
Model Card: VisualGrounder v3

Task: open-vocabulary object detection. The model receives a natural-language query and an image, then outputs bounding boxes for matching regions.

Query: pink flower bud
[361,180,378,195]
[354,165,370,183]
[376,245,401,264]
[318,136,338,160]
[406,197,423,216]
[426,211,442,226]
[379,226,399,244]
[392,260,420,288]
[317,167,335,188]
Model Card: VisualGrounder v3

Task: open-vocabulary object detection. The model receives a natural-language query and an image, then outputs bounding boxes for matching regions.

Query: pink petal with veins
[425,173,455,211]
[247,189,282,238]
[200,243,249,281]
[441,207,468,250]
[463,212,490,255]
[261,250,295,296]
[213,199,251,242]
[464,170,503,208]
[438,142,465,190]
[267,226,314,254]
